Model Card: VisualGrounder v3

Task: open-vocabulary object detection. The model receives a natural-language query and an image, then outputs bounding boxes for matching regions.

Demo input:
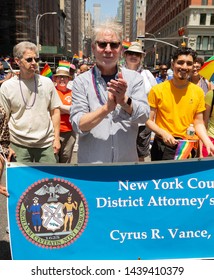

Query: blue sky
[86,0,118,20]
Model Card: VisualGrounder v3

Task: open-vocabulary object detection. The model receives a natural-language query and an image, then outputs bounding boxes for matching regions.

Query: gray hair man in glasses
[0,41,61,163]
[70,21,149,163]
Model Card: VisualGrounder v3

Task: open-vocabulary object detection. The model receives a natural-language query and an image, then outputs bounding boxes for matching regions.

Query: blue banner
[6,159,214,260]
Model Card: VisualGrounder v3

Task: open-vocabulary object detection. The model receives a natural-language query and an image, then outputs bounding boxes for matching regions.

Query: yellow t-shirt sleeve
[148,87,158,108]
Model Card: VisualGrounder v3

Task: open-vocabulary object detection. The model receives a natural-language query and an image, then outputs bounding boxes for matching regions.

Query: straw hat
[124,42,146,55]
[53,67,72,77]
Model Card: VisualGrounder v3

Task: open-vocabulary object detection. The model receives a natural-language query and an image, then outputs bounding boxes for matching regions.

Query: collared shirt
[156,75,172,84]
[70,65,150,163]
[0,74,61,148]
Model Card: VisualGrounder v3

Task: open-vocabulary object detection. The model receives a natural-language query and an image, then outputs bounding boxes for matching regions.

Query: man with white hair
[70,21,149,163]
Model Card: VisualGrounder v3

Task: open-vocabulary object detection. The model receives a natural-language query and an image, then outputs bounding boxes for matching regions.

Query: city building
[93,4,101,26]
[136,0,146,38]
[0,0,87,67]
[144,0,214,67]
[84,11,93,58]
[0,1,61,58]
[65,0,86,59]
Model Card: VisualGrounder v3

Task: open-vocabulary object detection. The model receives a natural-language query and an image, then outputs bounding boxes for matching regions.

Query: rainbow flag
[174,140,195,160]
[40,63,53,79]
[122,41,131,49]
[58,60,70,69]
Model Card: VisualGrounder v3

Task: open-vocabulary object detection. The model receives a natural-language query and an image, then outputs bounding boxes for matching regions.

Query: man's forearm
[79,104,111,132]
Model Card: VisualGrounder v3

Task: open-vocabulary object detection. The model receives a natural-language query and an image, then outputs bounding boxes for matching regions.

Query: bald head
[80,64,89,73]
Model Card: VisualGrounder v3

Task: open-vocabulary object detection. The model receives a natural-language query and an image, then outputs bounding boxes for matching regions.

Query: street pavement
[0,151,78,260]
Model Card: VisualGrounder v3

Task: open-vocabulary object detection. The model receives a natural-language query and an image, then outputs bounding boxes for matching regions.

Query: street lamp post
[36,12,57,52]
[145,32,158,69]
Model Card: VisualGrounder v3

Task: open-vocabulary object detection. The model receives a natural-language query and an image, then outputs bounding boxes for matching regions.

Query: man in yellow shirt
[146,47,214,160]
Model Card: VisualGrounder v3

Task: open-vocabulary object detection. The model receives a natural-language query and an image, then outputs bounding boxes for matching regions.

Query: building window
[202,0,208,4]
[211,37,214,51]
[196,36,201,50]
[202,36,209,50]
[200,14,206,25]
[211,14,214,25]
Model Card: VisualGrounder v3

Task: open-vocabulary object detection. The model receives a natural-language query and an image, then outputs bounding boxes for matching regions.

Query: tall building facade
[0,0,62,59]
[145,0,214,67]
[0,0,87,63]
[85,11,93,57]
[123,0,131,41]
[65,0,86,58]
[93,4,101,26]
[136,0,146,38]
[117,0,123,23]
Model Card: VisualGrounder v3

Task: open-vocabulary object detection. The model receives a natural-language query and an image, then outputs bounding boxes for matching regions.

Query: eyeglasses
[96,41,121,49]
[193,66,201,70]
[24,57,40,63]
[126,51,142,57]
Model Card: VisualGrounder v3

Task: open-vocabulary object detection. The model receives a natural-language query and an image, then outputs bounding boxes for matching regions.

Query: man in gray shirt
[70,21,149,164]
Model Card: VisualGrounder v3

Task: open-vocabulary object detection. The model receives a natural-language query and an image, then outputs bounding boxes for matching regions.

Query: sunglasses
[126,51,142,57]
[24,57,40,63]
[96,41,121,49]
[161,68,168,71]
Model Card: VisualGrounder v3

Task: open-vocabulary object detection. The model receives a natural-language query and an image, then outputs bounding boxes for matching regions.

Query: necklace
[92,67,105,105]
[19,75,37,109]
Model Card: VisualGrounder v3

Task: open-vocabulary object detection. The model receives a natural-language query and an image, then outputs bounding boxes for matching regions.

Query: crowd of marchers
[0,20,214,198]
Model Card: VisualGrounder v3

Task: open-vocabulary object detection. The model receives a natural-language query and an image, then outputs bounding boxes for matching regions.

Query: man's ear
[14,57,20,66]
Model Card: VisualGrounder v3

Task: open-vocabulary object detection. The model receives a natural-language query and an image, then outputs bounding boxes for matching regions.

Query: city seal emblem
[16,178,88,249]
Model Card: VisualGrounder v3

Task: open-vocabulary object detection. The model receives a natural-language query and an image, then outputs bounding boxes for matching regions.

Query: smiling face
[172,54,194,81]
[92,30,122,75]
[125,51,143,70]
[192,61,202,78]
[55,75,70,92]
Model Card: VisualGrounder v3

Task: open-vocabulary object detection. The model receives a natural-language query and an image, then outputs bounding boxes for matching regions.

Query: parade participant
[146,47,214,160]
[189,57,211,95]
[201,88,214,157]
[0,41,61,163]
[0,60,14,86]
[79,64,89,73]
[124,41,156,162]
[156,64,171,84]
[67,63,76,90]
[53,66,76,163]
[70,20,149,163]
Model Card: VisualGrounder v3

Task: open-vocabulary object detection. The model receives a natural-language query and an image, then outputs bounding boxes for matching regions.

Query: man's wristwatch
[121,97,132,109]
[126,97,132,106]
